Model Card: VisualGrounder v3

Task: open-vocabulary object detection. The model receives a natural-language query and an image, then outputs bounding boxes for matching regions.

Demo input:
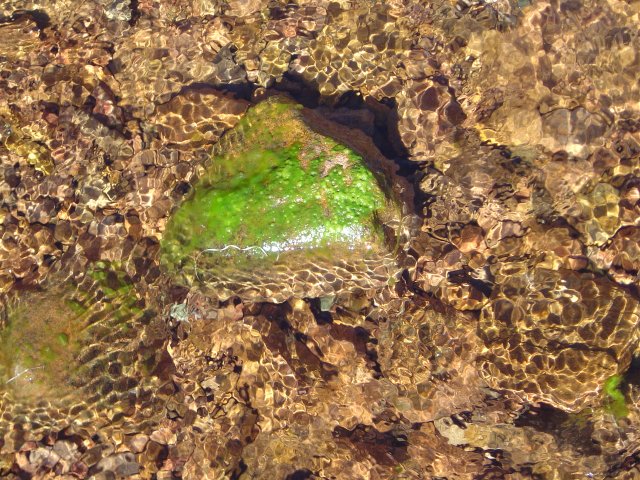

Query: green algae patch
[0,286,87,401]
[166,141,386,255]
[603,375,628,419]
[0,262,144,404]
[160,97,402,301]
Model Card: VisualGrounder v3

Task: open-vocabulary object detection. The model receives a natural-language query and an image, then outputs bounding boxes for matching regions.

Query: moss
[66,298,88,315]
[0,262,144,402]
[90,261,136,297]
[161,98,394,273]
[603,375,628,419]
[40,345,56,363]
[57,333,70,346]
[0,288,86,398]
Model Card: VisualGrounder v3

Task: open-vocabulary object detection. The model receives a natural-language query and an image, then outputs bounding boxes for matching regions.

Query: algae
[0,287,87,400]
[603,375,628,419]
[0,262,143,402]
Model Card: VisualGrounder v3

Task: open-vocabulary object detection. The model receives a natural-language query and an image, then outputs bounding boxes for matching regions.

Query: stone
[540,107,609,159]
[478,264,640,411]
[104,0,132,22]
[29,447,60,471]
[151,89,249,148]
[225,0,263,17]
[96,453,140,477]
[81,446,104,468]
[150,428,177,446]
[127,434,149,454]
[53,440,79,461]
[160,96,407,302]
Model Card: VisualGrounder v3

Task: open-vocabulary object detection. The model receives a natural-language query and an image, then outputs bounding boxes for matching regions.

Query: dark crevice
[0,9,51,31]
[27,9,51,30]
[215,81,256,100]
[129,0,141,26]
[514,403,601,456]
[306,297,333,325]
[285,469,314,480]
[332,424,410,466]
[260,303,339,383]
[606,451,640,477]
[625,355,640,387]
[331,322,382,378]
[161,82,254,105]
[274,72,321,108]
[542,339,618,363]
[447,267,494,298]
[229,458,247,480]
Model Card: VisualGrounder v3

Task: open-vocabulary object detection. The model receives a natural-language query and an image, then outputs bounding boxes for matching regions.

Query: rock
[53,440,79,461]
[142,441,167,468]
[29,447,60,471]
[160,96,410,302]
[225,0,263,17]
[127,434,149,454]
[574,182,621,246]
[70,461,89,478]
[168,302,189,327]
[104,0,132,21]
[89,472,116,480]
[540,107,609,159]
[0,263,155,443]
[592,226,640,289]
[150,428,177,446]
[478,264,640,411]
[96,452,140,477]
[151,89,249,148]
[81,446,105,468]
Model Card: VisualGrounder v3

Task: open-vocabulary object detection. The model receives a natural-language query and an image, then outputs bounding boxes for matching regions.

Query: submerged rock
[160,96,409,302]
[0,262,167,442]
[478,264,640,412]
[0,285,86,402]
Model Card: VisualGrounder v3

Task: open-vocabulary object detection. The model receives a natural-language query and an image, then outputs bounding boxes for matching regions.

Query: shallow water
[1,285,86,402]
[1,0,640,478]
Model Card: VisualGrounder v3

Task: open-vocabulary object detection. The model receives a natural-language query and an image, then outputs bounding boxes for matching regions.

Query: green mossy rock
[160,97,406,301]
[0,262,143,403]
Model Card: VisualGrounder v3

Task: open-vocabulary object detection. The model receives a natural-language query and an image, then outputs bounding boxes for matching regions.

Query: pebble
[30,447,61,471]
[53,440,79,461]
[127,434,149,454]
[96,452,140,477]
[150,427,176,446]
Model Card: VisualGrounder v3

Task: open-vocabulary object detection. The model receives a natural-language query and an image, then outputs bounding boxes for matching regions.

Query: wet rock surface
[160,96,406,302]
[1,0,640,478]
